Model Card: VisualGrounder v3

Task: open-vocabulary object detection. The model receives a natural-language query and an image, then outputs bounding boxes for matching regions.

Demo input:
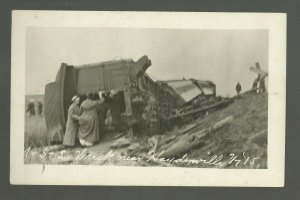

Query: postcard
[10,11,286,186]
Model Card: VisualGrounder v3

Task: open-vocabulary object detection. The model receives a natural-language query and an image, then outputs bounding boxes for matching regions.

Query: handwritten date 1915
[228,152,260,167]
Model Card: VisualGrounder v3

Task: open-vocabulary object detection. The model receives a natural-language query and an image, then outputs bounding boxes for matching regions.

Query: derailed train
[44,55,216,141]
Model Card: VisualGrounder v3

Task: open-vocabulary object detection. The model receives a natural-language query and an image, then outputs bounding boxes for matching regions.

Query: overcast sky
[26,27,268,97]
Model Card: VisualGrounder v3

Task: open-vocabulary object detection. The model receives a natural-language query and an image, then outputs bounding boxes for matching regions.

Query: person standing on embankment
[236,82,242,96]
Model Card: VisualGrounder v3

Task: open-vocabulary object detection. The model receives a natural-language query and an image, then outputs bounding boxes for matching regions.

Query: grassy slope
[181,92,268,168]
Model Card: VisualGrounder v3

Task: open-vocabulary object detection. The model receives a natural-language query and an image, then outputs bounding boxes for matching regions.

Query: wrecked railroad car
[44,55,151,139]
[44,55,217,142]
[138,75,216,117]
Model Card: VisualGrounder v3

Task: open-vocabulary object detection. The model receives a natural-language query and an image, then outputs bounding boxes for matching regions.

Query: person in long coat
[26,99,35,117]
[37,101,43,116]
[259,77,266,93]
[97,97,109,139]
[78,92,104,147]
[63,96,80,147]
[236,82,242,96]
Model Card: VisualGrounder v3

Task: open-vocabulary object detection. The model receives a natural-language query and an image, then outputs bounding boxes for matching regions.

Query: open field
[25,115,48,149]
[25,94,48,149]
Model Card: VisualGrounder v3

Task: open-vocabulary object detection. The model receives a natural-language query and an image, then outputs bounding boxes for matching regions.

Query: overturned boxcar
[44,56,151,138]
[45,55,217,142]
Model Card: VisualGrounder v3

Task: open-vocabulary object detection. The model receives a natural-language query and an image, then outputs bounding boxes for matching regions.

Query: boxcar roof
[74,58,134,69]
[164,80,203,103]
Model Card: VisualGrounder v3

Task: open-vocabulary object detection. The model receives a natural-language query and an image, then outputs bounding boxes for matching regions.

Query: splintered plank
[166,99,233,122]
[161,116,234,158]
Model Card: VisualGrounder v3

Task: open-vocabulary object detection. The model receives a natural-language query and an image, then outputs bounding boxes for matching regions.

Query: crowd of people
[63,91,122,148]
[26,99,43,117]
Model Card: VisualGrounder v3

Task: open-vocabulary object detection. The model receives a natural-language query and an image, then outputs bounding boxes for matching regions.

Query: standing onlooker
[96,92,109,138]
[63,96,80,147]
[37,101,43,116]
[236,82,242,96]
[78,92,104,147]
[252,75,260,92]
[26,99,35,117]
[259,77,266,93]
[108,90,123,129]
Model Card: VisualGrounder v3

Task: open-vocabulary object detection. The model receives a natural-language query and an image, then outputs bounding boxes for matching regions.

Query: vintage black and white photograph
[24,27,269,168]
[10,11,286,186]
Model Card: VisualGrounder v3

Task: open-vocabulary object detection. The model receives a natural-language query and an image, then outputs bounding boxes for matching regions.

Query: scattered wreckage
[41,57,268,166]
[44,55,225,142]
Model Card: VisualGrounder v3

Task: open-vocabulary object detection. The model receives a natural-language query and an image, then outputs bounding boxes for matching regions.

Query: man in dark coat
[37,101,43,116]
[26,99,35,117]
[236,82,242,96]
[259,77,266,93]
[95,92,110,138]
[252,75,260,91]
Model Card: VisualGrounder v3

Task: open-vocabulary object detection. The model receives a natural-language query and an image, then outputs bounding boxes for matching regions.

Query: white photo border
[10,11,286,186]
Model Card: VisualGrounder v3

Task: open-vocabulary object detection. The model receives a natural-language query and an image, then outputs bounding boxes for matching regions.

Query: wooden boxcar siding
[76,62,132,95]
[63,65,76,120]
[44,63,76,131]
[44,82,63,130]
[57,63,68,125]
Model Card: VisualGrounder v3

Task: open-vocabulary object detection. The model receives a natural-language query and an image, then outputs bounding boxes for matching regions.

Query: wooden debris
[158,141,177,152]
[157,135,178,151]
[156,118,206,152]
[161,135,177,144]
[161,116,234,158]
[166,99,233,122]
[113,131,128,140]
[127,143,141,151]
[179,120,204,135]
[198,140,218,154]
[248,129,267,145]
[147,135,161,153]
[110,137,131,149]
